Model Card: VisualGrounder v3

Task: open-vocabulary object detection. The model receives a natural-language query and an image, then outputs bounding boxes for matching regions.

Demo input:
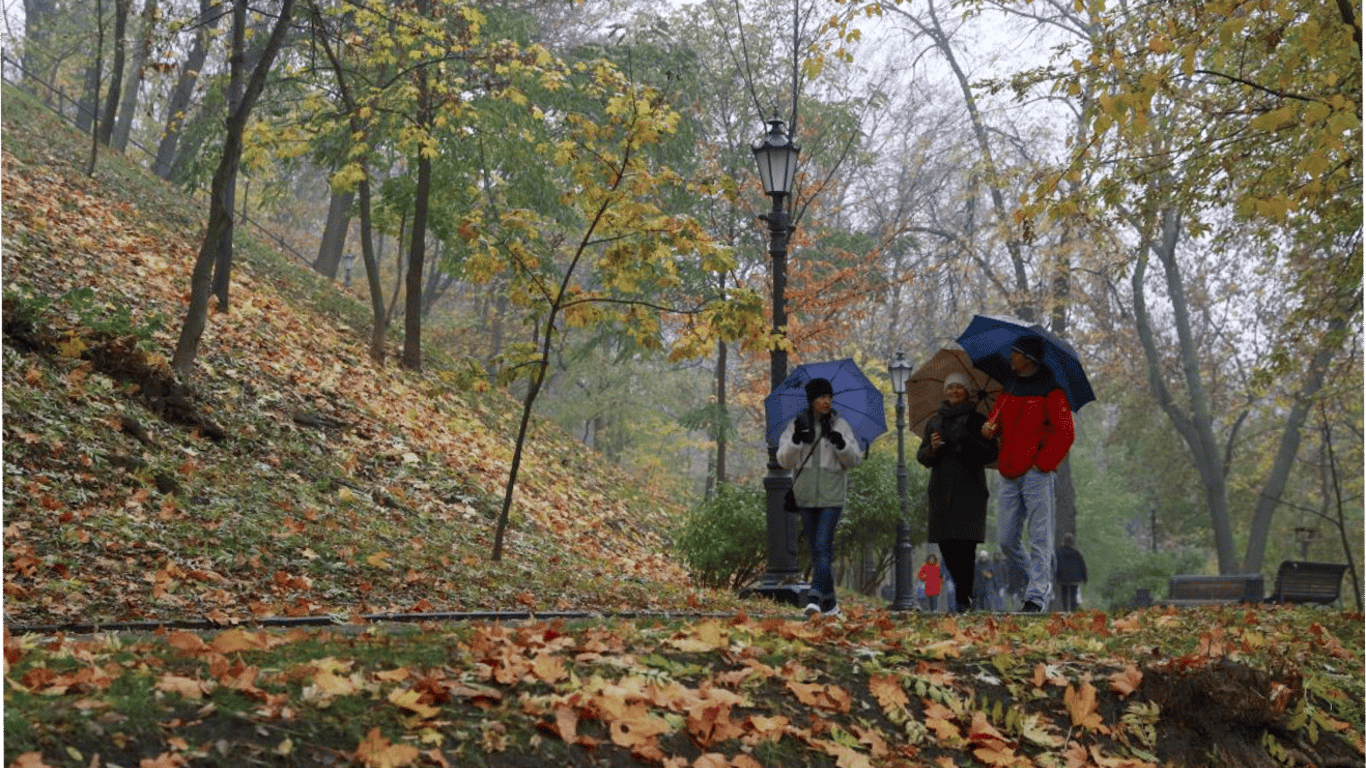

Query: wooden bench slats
[1268,561,1348,605]
[1157,574,1264,606]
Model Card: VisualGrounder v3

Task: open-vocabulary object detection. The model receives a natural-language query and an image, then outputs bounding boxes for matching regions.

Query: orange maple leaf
[745,713,789,742]
[1108,663,1142,699]
[139,753,188,768]
[1064,680,1108,733]
[156,673,209,700]
[210,628,266,654]
[607,703,670,748]
[967,711,1010,746]
[973,743,1021,767]
[786,681,852,712]
[355,728,420,768]
[166,630,207,654]
[868,674,909,714]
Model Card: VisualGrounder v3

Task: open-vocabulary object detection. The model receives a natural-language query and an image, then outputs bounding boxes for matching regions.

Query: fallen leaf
[388,688,440,719]
[1108,664,1142,699]
[355,728,420,768]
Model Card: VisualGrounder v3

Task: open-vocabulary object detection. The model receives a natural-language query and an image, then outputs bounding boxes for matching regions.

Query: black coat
[916,402,999,543]
[1055,545,1088,584]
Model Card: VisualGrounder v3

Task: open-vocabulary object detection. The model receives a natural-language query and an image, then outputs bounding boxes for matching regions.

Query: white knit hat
[943,372,972,391]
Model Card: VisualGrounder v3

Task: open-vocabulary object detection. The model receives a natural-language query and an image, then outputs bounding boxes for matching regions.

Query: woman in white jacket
[777,377,863,617]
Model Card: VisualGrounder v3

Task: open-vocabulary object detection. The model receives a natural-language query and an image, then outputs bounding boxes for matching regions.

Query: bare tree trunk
[154,0,219,180]
[714,337,728,492]
[78,57,100,133]
[1131,204,1237,572]
[85,0,106,175]
[1242,313,1351,571]
[313,187,354,279]
[112,0,158,151]
[172,0,298,374]
[401,28,433,370]
[209,0,249,314]
[98,0,132,146]
[21,0,59,89]
[356,175,388,364]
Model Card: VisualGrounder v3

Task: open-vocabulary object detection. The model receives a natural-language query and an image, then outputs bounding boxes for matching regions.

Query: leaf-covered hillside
[1,85,748,629]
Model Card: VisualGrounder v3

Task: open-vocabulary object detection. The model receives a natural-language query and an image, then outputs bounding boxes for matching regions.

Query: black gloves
[795,412,846,449]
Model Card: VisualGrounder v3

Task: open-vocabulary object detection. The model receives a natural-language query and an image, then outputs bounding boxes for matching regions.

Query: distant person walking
[777,377,863,618]
[1054,533,1088,612]
[916,371,999,613]
[917,553,944,611]
[981,335,1075,613]
[973,551,1002,611]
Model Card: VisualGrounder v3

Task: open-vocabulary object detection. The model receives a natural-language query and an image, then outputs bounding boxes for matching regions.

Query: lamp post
[888,351,917,611]
[750,118,804,604]
[342,251,357,288]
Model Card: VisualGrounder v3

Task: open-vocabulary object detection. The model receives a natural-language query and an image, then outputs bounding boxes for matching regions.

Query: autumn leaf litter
[2,88,1364,768]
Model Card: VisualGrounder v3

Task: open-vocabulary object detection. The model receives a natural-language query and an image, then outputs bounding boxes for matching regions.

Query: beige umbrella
[905,348,1002,442]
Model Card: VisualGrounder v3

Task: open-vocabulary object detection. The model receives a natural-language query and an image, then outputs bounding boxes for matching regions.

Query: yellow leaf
[315,669,358,696]
[367,551,392,569]
[57,335,86,358]
[387,688,440,719]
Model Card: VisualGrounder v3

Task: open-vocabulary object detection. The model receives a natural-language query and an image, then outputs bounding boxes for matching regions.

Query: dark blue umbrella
[954,314,1095,412]
[764,359,887,450]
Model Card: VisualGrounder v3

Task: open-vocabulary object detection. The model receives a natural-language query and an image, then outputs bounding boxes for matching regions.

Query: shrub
[674,483,767,590]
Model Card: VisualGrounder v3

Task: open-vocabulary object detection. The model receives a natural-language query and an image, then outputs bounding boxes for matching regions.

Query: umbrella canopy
[954,314,1096,412]
[764,359,887,450]
[906,349,1002,439]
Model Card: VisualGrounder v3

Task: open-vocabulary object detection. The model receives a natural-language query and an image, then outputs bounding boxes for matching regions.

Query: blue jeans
[800,506,843,604]
[997,469,1055,607]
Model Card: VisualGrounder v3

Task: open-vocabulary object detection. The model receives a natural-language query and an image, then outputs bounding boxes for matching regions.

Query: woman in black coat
[916,372,1000,612]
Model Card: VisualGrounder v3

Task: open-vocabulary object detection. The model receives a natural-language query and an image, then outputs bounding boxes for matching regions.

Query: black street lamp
[749,118,805,605]
[888,351,917,611]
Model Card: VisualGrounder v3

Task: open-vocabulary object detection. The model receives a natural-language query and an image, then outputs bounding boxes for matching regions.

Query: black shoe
[954,600,972,614]
[1020,601,1043,613]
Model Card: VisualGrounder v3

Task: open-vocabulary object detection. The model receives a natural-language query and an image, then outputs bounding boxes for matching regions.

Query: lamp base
[739,582,811,607]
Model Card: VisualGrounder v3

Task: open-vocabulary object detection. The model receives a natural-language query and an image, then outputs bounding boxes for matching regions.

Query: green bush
[674,483,767,590]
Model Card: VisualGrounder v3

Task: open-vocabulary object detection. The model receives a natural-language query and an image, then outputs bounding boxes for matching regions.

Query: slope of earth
[1,83,752,628]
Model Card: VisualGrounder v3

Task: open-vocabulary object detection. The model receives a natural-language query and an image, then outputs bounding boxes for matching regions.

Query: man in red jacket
[981,335,1074,612]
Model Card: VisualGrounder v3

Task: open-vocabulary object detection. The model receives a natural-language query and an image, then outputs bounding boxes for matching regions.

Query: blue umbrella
[954,314,1095,412]
[764,359,887,450]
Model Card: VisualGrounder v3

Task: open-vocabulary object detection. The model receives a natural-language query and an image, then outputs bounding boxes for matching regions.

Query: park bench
[1157,573,1264,607]
[1266,561,1348,605]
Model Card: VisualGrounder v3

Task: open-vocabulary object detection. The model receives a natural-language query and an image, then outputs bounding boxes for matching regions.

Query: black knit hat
[1010,335,1045,364]
[804,377,834,403]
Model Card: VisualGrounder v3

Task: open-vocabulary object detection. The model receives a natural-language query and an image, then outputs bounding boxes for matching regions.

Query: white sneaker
[803,602,822,617]
[822,605,843,618]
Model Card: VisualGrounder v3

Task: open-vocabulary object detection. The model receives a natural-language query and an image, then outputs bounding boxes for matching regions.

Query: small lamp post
[342,251,357,288]
[888,351,917,611]
[750,118,804,604]
[1293,526,1319,560]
